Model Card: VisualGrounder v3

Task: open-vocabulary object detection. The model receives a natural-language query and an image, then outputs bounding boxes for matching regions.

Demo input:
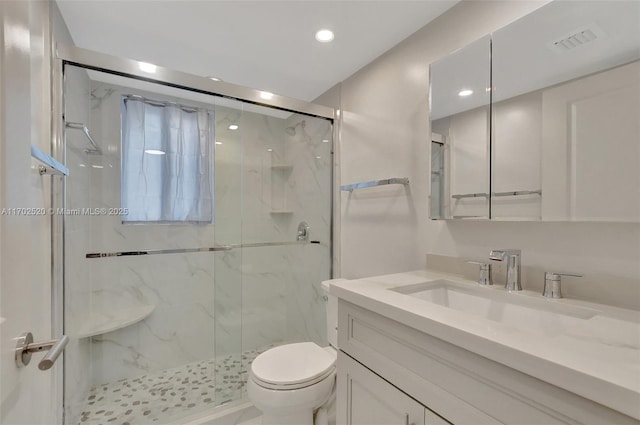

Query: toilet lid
[251,342,336,387]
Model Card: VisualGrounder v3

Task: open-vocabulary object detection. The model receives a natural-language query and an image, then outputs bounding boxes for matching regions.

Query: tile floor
[77,346,272,425]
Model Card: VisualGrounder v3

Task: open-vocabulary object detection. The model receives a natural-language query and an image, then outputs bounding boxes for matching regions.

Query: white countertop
[330,270,640,419]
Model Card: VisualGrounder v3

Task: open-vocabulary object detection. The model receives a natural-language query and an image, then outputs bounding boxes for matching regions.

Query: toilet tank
[321,279,345,348]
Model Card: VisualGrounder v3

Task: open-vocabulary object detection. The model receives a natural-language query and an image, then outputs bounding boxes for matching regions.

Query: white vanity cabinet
[338,351,449,425]
[336,299,638,425]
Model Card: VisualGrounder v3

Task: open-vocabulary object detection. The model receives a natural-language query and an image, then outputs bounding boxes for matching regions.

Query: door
[0,1,62,424]
[337,351,449,425]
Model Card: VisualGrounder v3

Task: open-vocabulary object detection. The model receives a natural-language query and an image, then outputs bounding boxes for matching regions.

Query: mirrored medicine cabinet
[429,0,640,222]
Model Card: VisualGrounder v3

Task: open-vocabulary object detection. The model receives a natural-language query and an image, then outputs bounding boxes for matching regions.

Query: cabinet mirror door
[429,35,491,220]
[491,1,640,222]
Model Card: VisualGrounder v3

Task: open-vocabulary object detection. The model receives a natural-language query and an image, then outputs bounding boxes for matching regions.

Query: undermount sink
[391,279,600,337]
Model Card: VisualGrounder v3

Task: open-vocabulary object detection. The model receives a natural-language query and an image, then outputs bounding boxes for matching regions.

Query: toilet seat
[252,366,335,390]
[251,342,336,390]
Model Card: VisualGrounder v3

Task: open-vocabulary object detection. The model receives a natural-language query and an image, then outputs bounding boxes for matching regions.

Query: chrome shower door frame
[55,44,335,119]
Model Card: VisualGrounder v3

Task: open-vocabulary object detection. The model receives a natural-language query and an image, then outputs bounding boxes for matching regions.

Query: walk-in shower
[56,46,334,425]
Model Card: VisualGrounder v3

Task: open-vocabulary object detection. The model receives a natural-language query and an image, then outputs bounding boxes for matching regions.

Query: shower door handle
[15,332,69,370]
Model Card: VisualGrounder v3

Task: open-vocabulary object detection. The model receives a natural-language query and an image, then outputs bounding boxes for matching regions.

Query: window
[121,95,214,223]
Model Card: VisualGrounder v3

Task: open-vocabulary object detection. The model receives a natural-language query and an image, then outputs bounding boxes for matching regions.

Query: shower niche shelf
[270,161,293,214]
[78,304,155,338]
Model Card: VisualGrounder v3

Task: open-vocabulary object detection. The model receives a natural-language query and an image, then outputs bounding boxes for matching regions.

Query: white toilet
[247,279,340,425]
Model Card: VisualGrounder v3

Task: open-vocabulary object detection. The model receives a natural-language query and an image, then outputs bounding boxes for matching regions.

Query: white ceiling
[431,0,640,120]
[56,0,458,102]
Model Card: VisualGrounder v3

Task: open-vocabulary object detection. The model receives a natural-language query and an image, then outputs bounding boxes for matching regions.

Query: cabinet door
[337,351,449,425]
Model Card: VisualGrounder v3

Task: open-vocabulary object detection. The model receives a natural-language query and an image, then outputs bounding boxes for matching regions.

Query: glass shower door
[211,103,334,408]
[212,98,245,407]
[62,65,228,424]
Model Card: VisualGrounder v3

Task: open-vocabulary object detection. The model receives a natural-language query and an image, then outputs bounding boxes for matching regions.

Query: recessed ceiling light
[138,62,157,73]
[215,141,223,145]
[315,156,321,159]
[458,89,473,97]
[91,165,104,169]
[259,91,274,100]
[144,149,166,155]
[228,124,239,130]
[322,139,329,143]
[315,29,335,43]
[267,148,273,152]
[207,76,222,82]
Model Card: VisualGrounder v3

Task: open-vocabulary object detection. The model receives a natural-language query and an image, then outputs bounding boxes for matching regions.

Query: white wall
[329,0,640,310]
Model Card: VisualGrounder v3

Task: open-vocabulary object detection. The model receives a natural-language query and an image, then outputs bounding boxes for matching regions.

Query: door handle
[15,332,69,370]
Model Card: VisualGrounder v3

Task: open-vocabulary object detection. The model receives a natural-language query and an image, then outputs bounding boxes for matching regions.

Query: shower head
[285,120,306,136]
[65,122,102,155]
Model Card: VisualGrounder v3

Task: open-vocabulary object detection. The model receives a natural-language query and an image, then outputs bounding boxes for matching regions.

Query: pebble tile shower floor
[77,346,273,424]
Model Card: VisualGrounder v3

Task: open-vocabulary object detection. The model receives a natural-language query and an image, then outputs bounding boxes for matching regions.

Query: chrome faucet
[489,249,522,291]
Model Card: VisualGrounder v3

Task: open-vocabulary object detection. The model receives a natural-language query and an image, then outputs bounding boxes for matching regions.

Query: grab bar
[453,190,542,199]
[65,122,102,155]
[86,245,233,258]
[492,190,542,197]
[86,240,320,259]
[341,177,409,192]
[451,192,489,199]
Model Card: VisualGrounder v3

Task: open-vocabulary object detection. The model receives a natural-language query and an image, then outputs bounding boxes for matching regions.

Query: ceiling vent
[548,24,606,53]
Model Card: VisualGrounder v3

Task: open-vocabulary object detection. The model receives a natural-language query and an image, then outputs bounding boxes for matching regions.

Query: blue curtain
[122,97,214,222]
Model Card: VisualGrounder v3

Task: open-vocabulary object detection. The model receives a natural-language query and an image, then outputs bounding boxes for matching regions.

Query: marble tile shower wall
[212,109,292,357]
[79,82,309,387]
[213,107,331,355]
[85,83,216,386]
[284,114,332,346]
[237,111,296,353]
[63,66,94,425]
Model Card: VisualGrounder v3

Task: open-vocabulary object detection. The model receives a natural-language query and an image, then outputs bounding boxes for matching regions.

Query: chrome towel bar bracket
[340,177,409,192]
